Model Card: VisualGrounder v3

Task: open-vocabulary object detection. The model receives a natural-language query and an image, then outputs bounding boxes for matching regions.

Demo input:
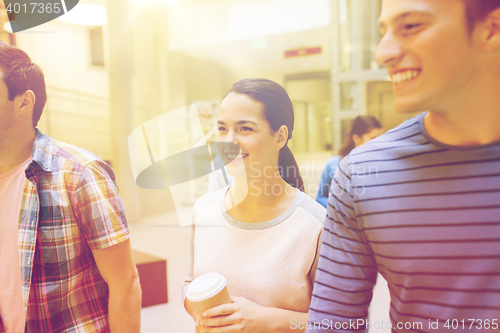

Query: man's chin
[393,99,427,114]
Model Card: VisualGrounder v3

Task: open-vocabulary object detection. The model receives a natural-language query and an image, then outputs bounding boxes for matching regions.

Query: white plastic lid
[186,272,227,302]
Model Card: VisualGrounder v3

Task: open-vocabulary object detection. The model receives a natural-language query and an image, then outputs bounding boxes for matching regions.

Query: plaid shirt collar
[29,129,53,173]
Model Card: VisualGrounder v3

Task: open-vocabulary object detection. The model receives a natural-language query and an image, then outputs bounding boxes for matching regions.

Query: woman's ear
[275,125,289,150]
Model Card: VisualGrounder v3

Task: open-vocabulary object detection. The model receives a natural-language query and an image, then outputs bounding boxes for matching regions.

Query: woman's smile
[225,152,249,162]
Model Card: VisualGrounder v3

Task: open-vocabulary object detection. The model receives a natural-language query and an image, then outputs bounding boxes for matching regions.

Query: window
[89,26,104,67]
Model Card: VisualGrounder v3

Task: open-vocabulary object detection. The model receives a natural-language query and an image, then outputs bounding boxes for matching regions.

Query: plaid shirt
[19,131,130,333]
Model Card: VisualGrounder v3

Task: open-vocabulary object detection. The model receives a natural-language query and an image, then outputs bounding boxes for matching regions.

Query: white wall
[17,19,112,159]
[167,0,329,50]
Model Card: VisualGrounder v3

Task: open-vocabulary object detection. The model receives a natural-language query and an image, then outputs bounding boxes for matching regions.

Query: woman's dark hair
[339,115,382,157]
[0,41,46,127]
[225,78,304,192]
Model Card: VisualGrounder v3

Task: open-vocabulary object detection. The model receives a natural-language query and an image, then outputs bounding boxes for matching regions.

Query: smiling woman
[218,78,304,191]
[183,78,326,333]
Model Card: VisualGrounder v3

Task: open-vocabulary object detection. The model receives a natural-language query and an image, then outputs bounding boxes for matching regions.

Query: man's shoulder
[346,113,426,163]
[34,131,110,172]
[51,139,104,168]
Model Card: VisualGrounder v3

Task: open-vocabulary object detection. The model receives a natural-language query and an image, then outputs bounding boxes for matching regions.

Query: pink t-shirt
[0,157,31,333]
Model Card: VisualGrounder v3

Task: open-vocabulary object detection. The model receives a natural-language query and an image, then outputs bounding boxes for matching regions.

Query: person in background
[316,115,383,208]
[0,41,141,332]
[183,78,326,333]
[307,0,500,331]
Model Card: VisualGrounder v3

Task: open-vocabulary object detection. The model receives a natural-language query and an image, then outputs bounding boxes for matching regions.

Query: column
[106,0,141,222]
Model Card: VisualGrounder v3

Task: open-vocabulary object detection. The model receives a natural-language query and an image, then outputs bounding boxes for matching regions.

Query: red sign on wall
[284,46,322,58]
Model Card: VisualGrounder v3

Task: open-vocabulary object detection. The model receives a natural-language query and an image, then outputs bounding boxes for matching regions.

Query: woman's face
[216,92,281,179]
[353,127,384,148]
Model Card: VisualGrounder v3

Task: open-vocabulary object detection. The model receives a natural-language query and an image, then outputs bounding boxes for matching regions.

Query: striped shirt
[307,112,500,332]
[19,130,129,333]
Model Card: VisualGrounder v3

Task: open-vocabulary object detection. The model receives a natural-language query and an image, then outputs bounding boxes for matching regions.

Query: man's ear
[14,90,36,116]
[480,7,500,51]
[352,134,363,147]
[275,125,289,150]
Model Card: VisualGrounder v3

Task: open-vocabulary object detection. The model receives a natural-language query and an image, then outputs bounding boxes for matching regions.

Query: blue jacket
[315,155,341,208]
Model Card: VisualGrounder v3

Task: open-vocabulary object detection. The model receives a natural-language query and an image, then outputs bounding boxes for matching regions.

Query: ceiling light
[3,22,12,33]
[58,4,107,26]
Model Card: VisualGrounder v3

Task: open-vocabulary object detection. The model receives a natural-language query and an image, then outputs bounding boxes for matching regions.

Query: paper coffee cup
[186,272,231,317]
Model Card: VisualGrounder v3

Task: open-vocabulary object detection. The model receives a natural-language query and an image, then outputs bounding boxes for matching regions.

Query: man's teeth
[227,153,248,159]
[392,70,419,84]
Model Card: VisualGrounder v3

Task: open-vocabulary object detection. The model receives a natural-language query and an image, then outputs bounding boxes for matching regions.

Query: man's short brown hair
[0,41,46,127]
[462,0,500,32]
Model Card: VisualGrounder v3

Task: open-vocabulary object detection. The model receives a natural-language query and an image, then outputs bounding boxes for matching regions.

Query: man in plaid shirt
[0,42,141,332]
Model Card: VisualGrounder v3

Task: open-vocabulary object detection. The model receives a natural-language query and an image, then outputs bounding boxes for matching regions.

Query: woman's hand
[185,298,207,333]
[195,314,205,333]
[201,295,274,333]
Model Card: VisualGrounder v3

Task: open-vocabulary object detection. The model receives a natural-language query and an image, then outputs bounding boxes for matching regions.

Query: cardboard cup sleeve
[187,272,232,318]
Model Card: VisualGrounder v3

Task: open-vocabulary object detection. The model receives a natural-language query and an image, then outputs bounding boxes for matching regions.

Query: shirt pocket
[37,225,77,270]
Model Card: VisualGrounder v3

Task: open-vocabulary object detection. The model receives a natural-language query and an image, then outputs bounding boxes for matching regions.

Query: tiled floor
[131,152,390,332]
[129,208,195,333]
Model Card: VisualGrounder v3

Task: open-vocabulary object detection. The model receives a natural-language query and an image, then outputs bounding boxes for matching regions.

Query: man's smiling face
[375,0,480,113]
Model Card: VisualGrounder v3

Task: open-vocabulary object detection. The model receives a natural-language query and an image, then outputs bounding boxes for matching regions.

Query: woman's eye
[240,127,252,131]
[218,126,226,131]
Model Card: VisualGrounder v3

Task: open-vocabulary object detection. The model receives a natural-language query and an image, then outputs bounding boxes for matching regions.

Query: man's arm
[307,156,377,333]
[93,240,141,333]
[74,161,141,332]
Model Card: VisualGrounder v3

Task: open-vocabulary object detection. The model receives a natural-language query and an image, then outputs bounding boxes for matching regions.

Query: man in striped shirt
[0,42,141,332]
[307,0,500,332]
